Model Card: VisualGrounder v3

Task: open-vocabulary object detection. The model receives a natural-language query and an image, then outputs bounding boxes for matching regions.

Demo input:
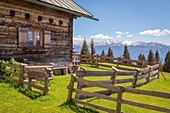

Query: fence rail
[0,61,53,95]
[67,68,170,113]
[73,53,150,71]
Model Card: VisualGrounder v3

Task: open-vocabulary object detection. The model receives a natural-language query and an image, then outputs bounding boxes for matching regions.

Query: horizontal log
[135,81,148,87]
[138,67,149,73]
[150,70,159,77]
[74,76,120,92]
[79,80,113,88]
[75,89,112,100]
[25,66,53,69]
[117,67,136,71]
[137,74,148,80]
[98,64,112,68]
[0,62,20,68]
[72,99,116,113]
[32,78,46,82]
[76,70,115,77]
[31,84,45,91]
[27,71,46,78]
[122,99,170,112]
[115,78,134,84]
[117,71,136,76]
[149,75,158,82]
[124,86,170,99]
[149,64,160,70]
[1,69,19,76]
[118,62,142,68]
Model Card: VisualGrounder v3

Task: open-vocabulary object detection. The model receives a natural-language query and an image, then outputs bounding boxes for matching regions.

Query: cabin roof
[24,0,98,21]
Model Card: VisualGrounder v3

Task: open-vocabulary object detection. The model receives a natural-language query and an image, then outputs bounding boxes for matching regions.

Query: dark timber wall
[0,0,74,64]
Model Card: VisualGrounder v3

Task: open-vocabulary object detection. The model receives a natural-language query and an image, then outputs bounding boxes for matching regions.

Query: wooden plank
[76,89,111,100]
[150,70,159,77]
[115,78,134,84]
[74,76,120,92]
[0,62,20,68]
[122,99,170,112]
[150,64,160,70]
[117,67,136,71]
[1,69,19,76]
[138,67,149,73]
[124,87,170,99]
[135,81,147,87]
[149,75,158,82]
[117,71,136,76]
[80,80,113,88]
[31,84,45,91]
[76,70,115,77]
[67,75,76,101]
[33,78,46,82]
[98,64,112,68]
[137,74,148,80]
[27,70,45,78]
[72,99,116,113]
[25,65,53,69]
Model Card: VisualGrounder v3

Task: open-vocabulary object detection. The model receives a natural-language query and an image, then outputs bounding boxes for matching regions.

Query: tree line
[80,39,170,72]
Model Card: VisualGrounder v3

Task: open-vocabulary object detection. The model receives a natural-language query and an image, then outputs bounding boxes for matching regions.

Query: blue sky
[73,0,170,44]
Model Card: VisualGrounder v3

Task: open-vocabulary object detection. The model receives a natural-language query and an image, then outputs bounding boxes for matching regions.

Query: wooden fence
[73,53,148,71]
[67,64,169,113]
[0,62,53,95]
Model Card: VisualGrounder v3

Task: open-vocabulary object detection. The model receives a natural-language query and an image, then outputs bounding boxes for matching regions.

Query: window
[19,27,51,48]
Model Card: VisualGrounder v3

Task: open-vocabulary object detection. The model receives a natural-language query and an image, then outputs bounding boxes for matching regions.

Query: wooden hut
[0,0,97,64]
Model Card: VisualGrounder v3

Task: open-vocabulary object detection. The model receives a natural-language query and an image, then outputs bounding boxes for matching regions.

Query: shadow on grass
[59,101,99,113]
[18,86,43,100]
[0,78,43,99]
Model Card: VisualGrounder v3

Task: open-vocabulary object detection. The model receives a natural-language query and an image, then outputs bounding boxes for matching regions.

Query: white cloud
[116,35,122,38]
[127,34,133,37]
[90,34,112,39]
[73,35,84,41]
[140,29,170,36]
[125,32,129,34]
[115,31,132,38]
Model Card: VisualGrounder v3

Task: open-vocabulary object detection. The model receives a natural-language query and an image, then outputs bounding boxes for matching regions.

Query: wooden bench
[53,67,68,75]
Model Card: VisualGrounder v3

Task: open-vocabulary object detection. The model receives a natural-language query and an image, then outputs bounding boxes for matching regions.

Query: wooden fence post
[44,68,52,95]
[111,66,118,93]
[95,54,99,68]
[132,68,139,88]
[116,86,124,113]
[67,74,76,101]
[157,64,161,79]
[146,66,151,83]
[19,63,28,85]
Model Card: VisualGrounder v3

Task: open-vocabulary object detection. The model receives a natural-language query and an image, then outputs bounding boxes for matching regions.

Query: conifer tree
[155,50,160,64]
[147,49,155,65]
[107,47,114,57]
[100,49,106,60]
[123,44,131,59]
[164,50,170,72]
[138,53,143,61]
[81,39,89,55]
[90,38,96,56]
[138,53,146,65]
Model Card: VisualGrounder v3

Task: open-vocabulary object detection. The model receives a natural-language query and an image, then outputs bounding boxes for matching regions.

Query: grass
[0,64,170,113]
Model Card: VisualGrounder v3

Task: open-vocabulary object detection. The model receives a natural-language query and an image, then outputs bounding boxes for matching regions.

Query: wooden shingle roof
[24,0,98,21]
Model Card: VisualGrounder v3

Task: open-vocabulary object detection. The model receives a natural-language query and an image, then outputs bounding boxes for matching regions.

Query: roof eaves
[24,0,99,21]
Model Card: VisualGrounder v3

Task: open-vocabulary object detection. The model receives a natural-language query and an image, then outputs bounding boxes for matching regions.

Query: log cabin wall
[0,0,74,64]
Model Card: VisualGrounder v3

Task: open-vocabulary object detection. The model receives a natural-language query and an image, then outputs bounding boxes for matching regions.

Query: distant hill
[73,40,170,63]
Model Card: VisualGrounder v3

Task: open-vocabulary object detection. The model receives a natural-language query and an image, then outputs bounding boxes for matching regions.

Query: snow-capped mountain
[73,39,170,47]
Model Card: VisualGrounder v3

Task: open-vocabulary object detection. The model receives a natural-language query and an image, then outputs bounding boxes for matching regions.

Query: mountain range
[73,39,170,63]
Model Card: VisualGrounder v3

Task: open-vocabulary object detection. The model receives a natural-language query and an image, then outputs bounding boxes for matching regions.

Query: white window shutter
[44,31,51,44]
[18,27,28,47]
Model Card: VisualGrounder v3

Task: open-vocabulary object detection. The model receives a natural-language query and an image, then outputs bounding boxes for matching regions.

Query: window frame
[18,27,44,48]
